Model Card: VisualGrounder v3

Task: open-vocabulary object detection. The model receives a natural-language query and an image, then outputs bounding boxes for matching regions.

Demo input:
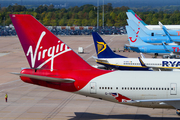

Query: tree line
[1,4,180,26]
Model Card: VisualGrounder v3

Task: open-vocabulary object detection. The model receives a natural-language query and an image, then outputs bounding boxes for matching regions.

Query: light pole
[97,0,99,29]
[102,0,104,29]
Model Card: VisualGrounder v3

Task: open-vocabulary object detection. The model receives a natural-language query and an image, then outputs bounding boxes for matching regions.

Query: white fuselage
[97,58,180,70]
[77,71,180,109]
[146,25,180,30]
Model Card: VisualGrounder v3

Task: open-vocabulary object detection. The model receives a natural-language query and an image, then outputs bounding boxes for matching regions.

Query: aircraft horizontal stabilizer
[92,56,98,60]
[125,44,140,52]
[11,72,75,83]
[125,44,137,49]
[96,59,109,64]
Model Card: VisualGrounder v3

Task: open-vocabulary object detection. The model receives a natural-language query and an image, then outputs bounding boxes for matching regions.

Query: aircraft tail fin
[127,19,149,37]
[126,25,150,46]
[92,32,127,58]
[126,11,150,33]
[127,10,147,26]
[10,14,93,71]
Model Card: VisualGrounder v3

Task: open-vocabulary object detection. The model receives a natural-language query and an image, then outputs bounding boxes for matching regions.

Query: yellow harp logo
[97,41,107,54]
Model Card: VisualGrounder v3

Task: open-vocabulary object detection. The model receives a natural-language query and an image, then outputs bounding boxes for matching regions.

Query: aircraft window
[162,88,163,90]
[128,87,129,90]
[133,87,135,90]
[171,88,173,90]
[159,88,161,90]
[130,87,132,90]
[105,87,107,89]
[150,88,152,90]
[167,88,169,90]
[116,87,118,90]
[99,87,101,89]
[142,88,143,90]
[139,87,141,90]
[156,88,158,90]
[153,88,155,90]
[122,87,124,90]
[136,87,138,90]
[144,88,146,90]
[147,88,149,90]
[165,88,166,90]
[111,87,112,89]
[108,87,110,89]
[125,87,126,90]
[102,87,104,89]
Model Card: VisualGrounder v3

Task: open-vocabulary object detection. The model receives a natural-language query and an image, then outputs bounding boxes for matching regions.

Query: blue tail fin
[127,19,149,37]
[126,26,150,46]
[126,11,151,34]
[92,32,127,58]
[127,10,147,26]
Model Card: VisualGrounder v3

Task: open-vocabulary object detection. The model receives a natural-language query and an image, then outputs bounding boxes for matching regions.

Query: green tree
[73,19,81,26]
[89,10,95,19]
[51,19,57,26]
[82,19,88,26]
[59,18,66,26]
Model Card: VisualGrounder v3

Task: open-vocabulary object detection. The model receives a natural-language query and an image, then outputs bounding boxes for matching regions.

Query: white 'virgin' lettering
[26,31,71,71]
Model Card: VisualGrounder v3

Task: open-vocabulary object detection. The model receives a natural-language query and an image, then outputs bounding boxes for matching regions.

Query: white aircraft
[92,32,180,71]
[10,14,180,116]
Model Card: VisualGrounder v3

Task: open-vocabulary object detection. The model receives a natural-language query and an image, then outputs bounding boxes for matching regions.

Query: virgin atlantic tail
[10,14,110,92]
[10,14,92,71]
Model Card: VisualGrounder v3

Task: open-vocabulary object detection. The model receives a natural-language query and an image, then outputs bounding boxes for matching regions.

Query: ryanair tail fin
[92,32,126,58]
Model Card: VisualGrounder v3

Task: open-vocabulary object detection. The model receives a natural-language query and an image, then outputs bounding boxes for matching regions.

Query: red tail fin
[10,14,92,71]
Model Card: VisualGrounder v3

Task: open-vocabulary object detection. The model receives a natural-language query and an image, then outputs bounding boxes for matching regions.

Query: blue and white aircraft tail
[92,32,127,58]
[127,9,180,31]
[127,19,149,37]
[126,25,149,46]
[127,19,178,44]
[127,10,180,36]
[127,10,147,26]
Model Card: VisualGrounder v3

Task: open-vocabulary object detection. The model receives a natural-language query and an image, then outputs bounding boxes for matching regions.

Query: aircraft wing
[171,40,180,45]
[138,57,175,71]
[162,43,180,55]
[128,98,180,103]
[138,57,147,68]
[159,21,180,45]
[11,72,75,83]
[128,98,180,109]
